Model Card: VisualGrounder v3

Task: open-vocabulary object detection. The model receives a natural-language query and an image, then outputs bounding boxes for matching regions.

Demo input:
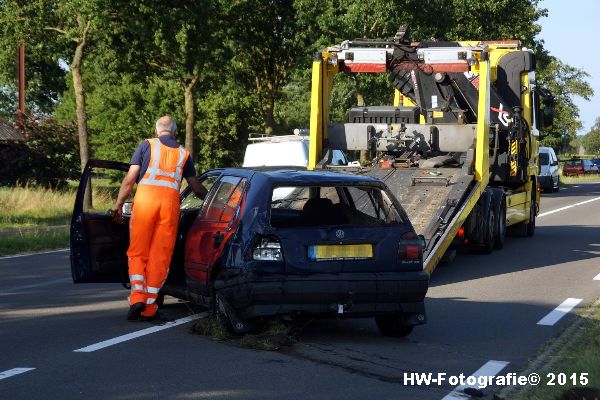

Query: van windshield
[539,153,550,165]
[270,185,404,228]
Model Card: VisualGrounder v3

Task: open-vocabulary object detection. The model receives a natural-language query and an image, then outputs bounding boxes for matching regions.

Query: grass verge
[191,315,295,351]
[0,228,69,256]
[560,174,600,185]
[0,184,115,230]
[514,301,600,400]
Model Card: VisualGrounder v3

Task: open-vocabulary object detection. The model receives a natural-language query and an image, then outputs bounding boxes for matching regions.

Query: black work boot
[127,302,146,321]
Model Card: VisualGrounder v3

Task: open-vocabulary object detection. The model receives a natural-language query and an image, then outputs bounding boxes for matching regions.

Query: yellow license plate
[308,244,373,261]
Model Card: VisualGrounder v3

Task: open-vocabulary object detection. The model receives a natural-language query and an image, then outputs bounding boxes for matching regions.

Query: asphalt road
[1,182,599,400]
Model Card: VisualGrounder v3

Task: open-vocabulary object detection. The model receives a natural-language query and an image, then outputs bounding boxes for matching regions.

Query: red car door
[184,175,248,294]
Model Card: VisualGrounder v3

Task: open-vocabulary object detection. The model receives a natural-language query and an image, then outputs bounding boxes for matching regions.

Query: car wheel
[375,314,414,338]
[553,176,560,192]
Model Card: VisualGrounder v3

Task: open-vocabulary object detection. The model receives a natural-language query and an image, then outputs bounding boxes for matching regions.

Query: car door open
[71,159,131,283]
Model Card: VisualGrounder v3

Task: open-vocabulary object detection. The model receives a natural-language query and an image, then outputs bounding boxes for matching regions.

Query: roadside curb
[0,248,69,260]
[495,297,600,399]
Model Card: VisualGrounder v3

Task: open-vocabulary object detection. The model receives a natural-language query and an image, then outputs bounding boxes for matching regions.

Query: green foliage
[197,82,260,170]
[0,0,594,171]
[537,56,594,153]
[582,118,600,155]
[0,117,79,188]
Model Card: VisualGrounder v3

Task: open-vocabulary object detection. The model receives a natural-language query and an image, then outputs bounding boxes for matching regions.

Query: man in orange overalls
[112,116,206,322]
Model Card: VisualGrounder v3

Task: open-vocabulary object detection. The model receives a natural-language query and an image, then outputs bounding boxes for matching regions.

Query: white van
[242,133,350,168]
[538,146,560,192]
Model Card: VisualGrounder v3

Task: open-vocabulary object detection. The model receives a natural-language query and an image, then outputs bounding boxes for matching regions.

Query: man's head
[155,116,177,138]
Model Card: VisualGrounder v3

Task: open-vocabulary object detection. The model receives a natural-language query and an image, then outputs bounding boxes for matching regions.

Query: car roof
[217,167,384,186]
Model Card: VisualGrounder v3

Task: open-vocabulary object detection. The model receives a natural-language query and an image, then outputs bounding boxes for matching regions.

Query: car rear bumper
[214,271,429,322]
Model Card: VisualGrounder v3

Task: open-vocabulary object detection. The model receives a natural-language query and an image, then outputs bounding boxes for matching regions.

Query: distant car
[562,159,599,176]
[71,161,428,337]
[591,158,600,169]
[537,147,560,192]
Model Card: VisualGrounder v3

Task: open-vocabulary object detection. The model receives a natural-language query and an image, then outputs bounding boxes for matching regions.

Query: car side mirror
[122,202,133,218]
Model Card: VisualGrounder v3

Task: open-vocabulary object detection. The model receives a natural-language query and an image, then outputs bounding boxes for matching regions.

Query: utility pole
[17,41,26,122]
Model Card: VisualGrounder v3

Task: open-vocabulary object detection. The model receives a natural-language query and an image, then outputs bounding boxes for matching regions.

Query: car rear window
[270,185,404,228]
[564,160,580,168]
[539,153,549,165]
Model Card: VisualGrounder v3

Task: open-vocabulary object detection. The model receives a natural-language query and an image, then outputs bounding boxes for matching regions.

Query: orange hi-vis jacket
[127,138,190,317]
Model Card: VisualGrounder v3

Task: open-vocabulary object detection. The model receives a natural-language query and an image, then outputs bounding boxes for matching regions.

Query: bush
[0,117,80,188]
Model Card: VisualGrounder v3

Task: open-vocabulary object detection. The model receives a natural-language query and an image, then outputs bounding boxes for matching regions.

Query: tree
[102,0,218,157]
[224,0,307,135]
[0,3,68,120]
[582,118,600,155]
[0,0,112,174]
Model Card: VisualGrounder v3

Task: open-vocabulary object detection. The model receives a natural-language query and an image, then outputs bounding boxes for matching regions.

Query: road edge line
[0,368,35,380]
[73,312,208,352]
[538,196,600,218]
[0,248,69,260]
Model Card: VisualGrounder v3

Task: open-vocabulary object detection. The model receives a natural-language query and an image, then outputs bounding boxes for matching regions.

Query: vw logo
[335,229,345,239]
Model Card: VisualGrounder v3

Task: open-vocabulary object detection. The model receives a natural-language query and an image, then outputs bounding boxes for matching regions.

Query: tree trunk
[72,35,91,209]
[263,106,277,135]
[184,83,195,155]
[72,48,88,173]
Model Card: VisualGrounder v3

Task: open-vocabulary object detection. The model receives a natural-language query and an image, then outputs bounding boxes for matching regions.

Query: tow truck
[306,27,554,273]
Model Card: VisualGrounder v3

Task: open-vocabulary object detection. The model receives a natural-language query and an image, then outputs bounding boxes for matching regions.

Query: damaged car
[71,161,429,337]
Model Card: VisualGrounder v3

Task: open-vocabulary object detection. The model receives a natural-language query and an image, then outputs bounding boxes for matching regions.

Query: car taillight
[399,232,422,259]
[253,237,283,261]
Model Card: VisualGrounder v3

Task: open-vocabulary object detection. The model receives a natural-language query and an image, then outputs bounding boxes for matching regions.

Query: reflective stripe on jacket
[138,138,189,191]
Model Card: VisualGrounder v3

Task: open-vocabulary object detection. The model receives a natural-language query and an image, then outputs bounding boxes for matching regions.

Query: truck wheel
[375,314,414,338]
[491,190,506,250]
[526,191,536,237]
[480,190,495,254]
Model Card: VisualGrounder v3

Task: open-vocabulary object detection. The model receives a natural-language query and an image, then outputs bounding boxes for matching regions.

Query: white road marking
[537,298,583,326]
[442,360,509,399]
[594,272,600,281]
[0,368,35,380]
[538,196,600,217]
[0,248,68,261]
[74,313,207,352]
[1,278,70,294]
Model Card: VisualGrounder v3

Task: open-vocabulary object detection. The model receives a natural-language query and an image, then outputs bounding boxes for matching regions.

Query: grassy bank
[0,184,115,255]
[560,174,600,184]
[0,229,70,255]
[515,301,600,400]
[0,185,75,229]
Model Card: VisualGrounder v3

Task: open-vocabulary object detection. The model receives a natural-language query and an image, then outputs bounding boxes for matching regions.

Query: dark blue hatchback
[71,163,429,337]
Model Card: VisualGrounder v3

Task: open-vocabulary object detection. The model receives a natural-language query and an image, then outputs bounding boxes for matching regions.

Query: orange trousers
[127,185,180,317]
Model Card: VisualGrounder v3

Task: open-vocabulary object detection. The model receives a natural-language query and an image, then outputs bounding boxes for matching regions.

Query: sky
[539,0,599,134]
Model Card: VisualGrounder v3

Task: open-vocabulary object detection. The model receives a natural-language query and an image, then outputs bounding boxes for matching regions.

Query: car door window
[180,175,218,211]
[200,176,247,222]
[332,150,348,166]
